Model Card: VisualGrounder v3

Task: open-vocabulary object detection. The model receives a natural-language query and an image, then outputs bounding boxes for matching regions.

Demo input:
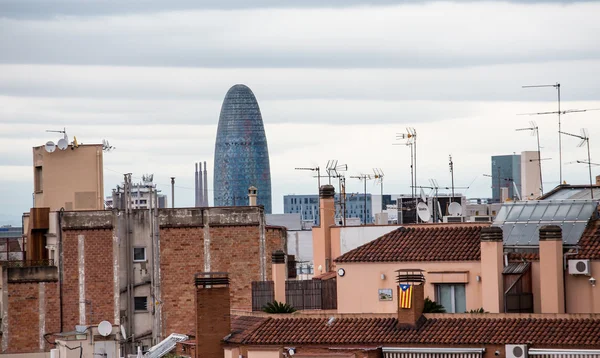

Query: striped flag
[399,284,413,309]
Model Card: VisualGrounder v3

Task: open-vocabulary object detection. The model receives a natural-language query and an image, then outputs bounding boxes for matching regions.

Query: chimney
[248,186,258,206]
[596,175,600,186]
[195,272,231,358]
[480,226,504,313]
[313,185,335,274]
[195,163,199,207]
[271,250,286,303]
[198,162,204,207]
[539,225,565,313]
[203,161,208,206]
[396,269,426,329]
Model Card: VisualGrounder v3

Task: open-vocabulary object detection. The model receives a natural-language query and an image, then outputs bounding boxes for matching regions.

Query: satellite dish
[44,141,56,153]
[420,188,427,202]
[448,202,463,216]
[57,138,68,150]
[98,321,112,337]
[417,202,430,222]
[120,324,127,339]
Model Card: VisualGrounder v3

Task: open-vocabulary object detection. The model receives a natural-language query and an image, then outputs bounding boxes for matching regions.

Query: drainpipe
[58,208,65,332]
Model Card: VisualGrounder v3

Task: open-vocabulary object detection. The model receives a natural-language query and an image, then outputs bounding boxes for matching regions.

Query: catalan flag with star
[399,283,413,309]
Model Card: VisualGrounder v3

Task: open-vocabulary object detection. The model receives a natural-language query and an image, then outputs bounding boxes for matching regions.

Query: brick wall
[160,227,205,336]
[5,281,60,354]
[62,229,115,328]
[159,225,286,336]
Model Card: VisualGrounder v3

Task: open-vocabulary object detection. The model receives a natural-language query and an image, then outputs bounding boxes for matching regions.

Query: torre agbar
[213,84,272,213]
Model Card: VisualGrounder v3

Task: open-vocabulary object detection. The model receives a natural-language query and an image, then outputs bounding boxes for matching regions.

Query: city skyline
[1,1,600,225]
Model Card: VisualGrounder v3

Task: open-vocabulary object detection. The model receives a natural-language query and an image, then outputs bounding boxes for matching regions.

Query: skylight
[493,200,597,246]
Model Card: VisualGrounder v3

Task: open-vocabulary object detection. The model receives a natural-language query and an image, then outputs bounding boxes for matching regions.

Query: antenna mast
[559,129,593,199]
[373,168,385,213]
[449,155,455,202]
[350,174,372,225]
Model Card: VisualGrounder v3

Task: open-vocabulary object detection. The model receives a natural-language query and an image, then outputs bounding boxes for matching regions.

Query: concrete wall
[33,144,104,211]
[336,262,482,314]
[521,150,542,200]
[336,225,401,256]
[565,261,600,313]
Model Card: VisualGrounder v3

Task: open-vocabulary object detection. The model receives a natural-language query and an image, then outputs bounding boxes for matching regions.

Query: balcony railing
[0,259,55,268]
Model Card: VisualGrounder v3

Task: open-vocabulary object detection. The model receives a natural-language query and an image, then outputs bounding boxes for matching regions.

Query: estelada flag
[399,284,413,309]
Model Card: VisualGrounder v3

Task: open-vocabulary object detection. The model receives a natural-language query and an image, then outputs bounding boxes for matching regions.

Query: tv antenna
[559,128,594,199]
[295,166,321,194]
[326,160,348,185]
[516,120,544,195]
[394,127,417,199]
[350,173,373,225]
[449,155,455,201]
[373,168,385,213]
[102,139,115,152]
[483,173,521,201]
[521,82,599,184]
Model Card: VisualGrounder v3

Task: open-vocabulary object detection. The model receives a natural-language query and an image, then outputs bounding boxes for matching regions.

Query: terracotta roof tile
[572,219,600,259]
[227,316,600,347]
[335,224,488,263]
[226,316,269,344]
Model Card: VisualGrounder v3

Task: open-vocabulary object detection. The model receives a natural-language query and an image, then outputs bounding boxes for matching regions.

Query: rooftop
[335,223,487,263]
[225,313,600,347]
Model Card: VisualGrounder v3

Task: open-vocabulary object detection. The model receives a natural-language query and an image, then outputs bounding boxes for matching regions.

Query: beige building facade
[33,144,104,212]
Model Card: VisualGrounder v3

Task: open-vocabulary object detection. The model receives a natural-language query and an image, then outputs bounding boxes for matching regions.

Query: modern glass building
[213,84,272,213]
[491,154,521,202]
[283,194,373,225]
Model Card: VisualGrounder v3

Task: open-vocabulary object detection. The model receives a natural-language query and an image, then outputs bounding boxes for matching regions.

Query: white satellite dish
[420,188,427,202]
[417,202,431,222]
[97,321,112,337]
[57,138,68,150]
[120,324,127,339]
[44,141,56,153]
[448,202,463,216]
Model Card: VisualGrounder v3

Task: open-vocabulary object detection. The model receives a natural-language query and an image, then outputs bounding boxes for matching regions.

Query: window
[34,166,43,193]
[140,199,147,204]
[133,247,146,262]
[435,284,466,313]
[134,296,148,311]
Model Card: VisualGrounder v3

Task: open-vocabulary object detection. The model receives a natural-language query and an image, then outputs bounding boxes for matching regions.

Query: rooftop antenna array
[559,128,594,199]
[102,139,115,152]
[350,173,373,225]
[521,82,599,184]
[394,128,417,199]
[44,127,70,152]
[326,160,349,225]
[516,120,544,195]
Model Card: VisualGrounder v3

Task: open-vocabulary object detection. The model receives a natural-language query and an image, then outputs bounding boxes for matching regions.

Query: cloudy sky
[1,0,600,225]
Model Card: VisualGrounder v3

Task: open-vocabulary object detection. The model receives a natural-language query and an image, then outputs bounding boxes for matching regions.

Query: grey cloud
[1,3,599,69]
[0,0,594,19]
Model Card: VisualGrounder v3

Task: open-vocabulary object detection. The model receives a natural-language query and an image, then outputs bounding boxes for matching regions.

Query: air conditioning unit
[443,216,465,223]
[506,345,528,358]
[568,259,591,276]
[469,216,492,222]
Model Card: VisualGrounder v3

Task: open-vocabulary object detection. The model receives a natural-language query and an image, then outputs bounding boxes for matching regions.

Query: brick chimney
[480,226,504,313]
[539,225,565,313]
[271,250,286,303]
[396,269,426,329]
[195,272,231,358]
[313,185,335,274]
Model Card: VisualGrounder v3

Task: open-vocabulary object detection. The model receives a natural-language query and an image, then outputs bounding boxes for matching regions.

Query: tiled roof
[226,315,600,347]
[335,224,487,263]
[572,219,600,259]
[227,315,269,344]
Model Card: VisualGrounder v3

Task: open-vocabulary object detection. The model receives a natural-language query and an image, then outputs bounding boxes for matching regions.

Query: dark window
[134,296,148,311]
[133,247,146,262]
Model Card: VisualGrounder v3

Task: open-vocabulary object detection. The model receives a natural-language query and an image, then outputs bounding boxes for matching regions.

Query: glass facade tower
[213,84,272,213]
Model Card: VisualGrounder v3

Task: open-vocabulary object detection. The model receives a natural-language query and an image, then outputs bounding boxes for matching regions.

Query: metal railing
[0,259,55,268]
